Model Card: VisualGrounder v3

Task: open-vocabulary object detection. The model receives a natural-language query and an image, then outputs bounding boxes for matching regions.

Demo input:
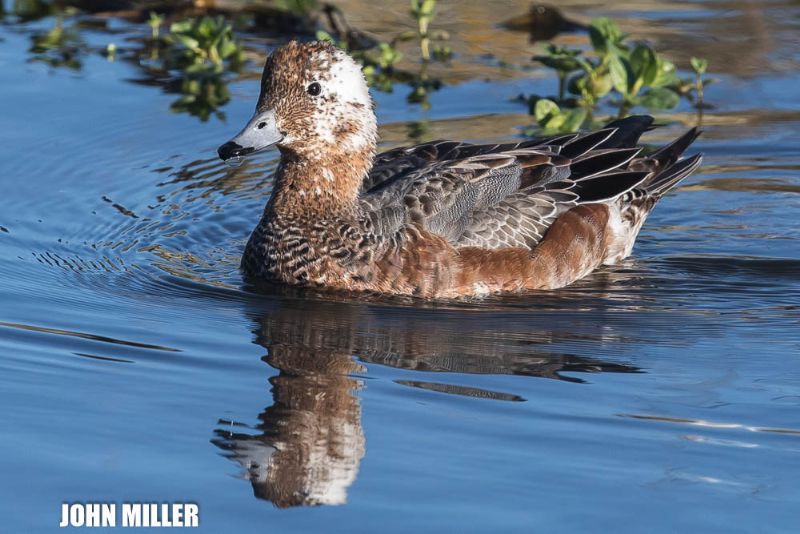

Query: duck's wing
[457,124,702,250]
[363,115,655,192]
[361,116,656,245]
[361,147,566,242]
[455,154,652,249]
[363,136,575,192]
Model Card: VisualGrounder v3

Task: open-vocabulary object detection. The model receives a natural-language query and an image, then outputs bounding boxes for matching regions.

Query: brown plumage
[219,41,703,299]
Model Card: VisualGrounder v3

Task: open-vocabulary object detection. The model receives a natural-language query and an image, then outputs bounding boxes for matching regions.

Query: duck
[217,41,702,299]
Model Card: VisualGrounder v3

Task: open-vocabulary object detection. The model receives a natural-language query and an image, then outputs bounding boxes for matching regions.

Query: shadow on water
[211,295,643,507]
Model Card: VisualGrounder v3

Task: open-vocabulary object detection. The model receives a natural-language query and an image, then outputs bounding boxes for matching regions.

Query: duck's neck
[269,147,374,217]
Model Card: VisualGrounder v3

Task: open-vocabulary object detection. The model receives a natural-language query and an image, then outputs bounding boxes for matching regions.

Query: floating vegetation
[410,0,451,62]
[684,57,715,110]
[7,2,717,127]
[524,17,712,134]
[147,12,164,41]
[162,16,245,71]
[137,14,246,121]
[28,15,85,70]
[8,2,247,121]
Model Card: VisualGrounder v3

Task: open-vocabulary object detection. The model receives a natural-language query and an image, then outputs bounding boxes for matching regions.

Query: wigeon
[218,41,702,298]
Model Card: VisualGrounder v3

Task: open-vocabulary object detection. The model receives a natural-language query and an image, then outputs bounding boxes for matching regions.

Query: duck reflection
[212,296,640,508]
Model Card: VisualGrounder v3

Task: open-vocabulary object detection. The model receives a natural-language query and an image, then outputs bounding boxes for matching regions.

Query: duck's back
[363,117,697,244]
[350,115,701,296]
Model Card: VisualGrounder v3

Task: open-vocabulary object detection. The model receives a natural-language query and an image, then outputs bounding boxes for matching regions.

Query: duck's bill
[217,109,283,162]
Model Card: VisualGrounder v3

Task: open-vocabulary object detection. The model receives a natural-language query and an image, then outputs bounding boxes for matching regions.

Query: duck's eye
[307,82,322,96]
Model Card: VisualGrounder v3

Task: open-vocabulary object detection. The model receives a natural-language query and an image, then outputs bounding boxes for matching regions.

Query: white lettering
[62,502,198,528]
[59,503,69,527]
[184,504,199,527]
[102,504,115,527]
[122,503,141,527]
[172,503,184,527]
[70,504,84,527]
[86,504,99,527]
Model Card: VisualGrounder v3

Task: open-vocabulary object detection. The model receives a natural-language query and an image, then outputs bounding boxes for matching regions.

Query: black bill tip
[218,141,255,161]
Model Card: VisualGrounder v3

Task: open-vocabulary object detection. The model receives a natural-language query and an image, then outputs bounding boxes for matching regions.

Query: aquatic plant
[526,17,711,133]
[168,72,232,122]
[683,56,715,109]
[410,0,451,62]
[28,15,84,70]
[530,98,587,135]
[121,15,247,121]
[362,42,405,92]
[148,12,164,41]
[164,16,245,70]
[410,0,435,61]
[158,16,245,120]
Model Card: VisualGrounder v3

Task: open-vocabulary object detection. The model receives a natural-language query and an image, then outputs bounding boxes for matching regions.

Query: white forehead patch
[319,50,371,106]
[303,47,376,152]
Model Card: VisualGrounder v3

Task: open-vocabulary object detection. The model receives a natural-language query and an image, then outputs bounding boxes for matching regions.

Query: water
[1,1,799,532]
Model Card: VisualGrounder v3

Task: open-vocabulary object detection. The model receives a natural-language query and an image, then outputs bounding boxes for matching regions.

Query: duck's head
[218,41,376,163]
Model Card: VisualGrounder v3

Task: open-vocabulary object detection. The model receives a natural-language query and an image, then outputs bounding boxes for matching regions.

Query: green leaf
[535,54,583,74]
[588,23,607,53]
[591,71,613,98]
[690,56,708,75]
[219,40,238,60]
[568,73,587,97]
[411,0,436,17]
[651,56,680,88]
[589,17,623,54]
[534,44,584,73]
[630,45,658,86]
[173,34,200,51]
[640,87,680,109]
[543,114,566,131]
[169,20,192,34]
[574,56,595,73]
[561,108,588,132]
[534,98,560,122]
[377,42,402,68]
[609,55,631,96]
[316,30,336,43]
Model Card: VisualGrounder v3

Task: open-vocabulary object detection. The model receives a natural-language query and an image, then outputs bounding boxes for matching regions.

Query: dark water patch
[0,321,182,352]
[657,255,800,282]
[102,195,139,218]
[394,380,526,401]
[684,177,800,194]
[72,352,135,364]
